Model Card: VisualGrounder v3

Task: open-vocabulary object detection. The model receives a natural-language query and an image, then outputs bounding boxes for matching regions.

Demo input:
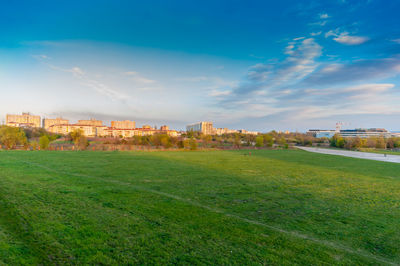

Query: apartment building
[4,113,177,138]
[186,121,215,135]
[47,124,101,137]
[77,119,103,126]
[6,113,41,128]
[43,117,69,130]
[215,128,238,135]
[111,120,136,129]
[48,122,177,138]
[187,121,259,135]
[238,129,259,135]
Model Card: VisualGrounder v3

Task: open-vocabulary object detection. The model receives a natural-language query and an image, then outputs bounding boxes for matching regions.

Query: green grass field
[0,149,399,265]
[358,148,400,156]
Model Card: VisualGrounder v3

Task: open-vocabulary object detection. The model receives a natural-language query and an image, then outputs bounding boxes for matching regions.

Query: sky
[1,0,400,132]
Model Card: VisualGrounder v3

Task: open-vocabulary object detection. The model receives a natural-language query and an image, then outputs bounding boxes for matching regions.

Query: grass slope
[0,149,399,265]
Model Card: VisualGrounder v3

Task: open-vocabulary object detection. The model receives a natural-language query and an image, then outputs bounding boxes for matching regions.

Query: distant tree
[278,137,287,147]
[78,136,89,150]
[31,141,39,151]
[394,138,400,148]
[376,136,386,149]
[23,127,48,140]
[39,135,50,150]
[177,140,185,149]
[233,133,241,148]
[263,134,274,147]
[69,129,89,150]
[387,138,395,149]
[160,134,172,148]
[0,126,28,149]
[330,134,344,148]
[183,139,191,149]
[189,138,198,150]
[70,129,84,145]
[202,135,212,147]
[169,136,178,147]
[186,130,194,138]
[366,137,377,148]
[255,136,264,147]
[336,138,345,148]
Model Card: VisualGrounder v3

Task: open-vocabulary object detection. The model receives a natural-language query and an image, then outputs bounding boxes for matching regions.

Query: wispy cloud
[34,56,129,101]
[325,29,369,45]
[32,54,50,60]
[310,31,322,36]
[319,13,330,19]
[208,90,231,97]
[228,38,322,98]
[123,71,156,84]
[333,33,369,45]
[303,56,400,86]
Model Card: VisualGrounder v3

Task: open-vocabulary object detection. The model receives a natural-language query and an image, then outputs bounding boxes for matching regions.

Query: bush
[190,138,198,150]
[0,126,28,149]
[255,136,264,147]
[39,135,50,150]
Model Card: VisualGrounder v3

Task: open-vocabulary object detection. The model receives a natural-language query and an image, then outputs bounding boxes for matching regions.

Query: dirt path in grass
[298,146,400,163]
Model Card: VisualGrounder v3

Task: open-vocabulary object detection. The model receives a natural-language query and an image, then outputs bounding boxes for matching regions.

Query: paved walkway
[297,146,400,164]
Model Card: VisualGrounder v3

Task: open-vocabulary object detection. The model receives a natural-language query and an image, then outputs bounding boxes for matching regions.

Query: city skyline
[1,0,400,131]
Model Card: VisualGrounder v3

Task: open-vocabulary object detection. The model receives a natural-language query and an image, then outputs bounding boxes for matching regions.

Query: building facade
[111,120,136,129]
[309,128,398,138]
[215,128,238,135]
[47,123,178,138]
[43,117,69,130]
[47,124,100,137]
[307,129,337,138]
[186,121,215,135]
[3,113,180,139]
[238,129,259,135]
[339,128,393,138]
[77,119,103,126]
[6,113,41,128]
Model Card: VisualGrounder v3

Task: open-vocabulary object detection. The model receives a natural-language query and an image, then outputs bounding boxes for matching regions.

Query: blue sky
[1,0,400,131]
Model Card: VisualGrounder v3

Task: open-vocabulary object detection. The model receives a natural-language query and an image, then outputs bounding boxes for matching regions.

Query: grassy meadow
[0,149,399,265]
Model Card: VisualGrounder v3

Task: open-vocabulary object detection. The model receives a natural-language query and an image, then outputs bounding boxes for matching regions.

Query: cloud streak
[325,29,369,45]
[226,38,322,98]
[48,63,128,101]
[303,56,400,86]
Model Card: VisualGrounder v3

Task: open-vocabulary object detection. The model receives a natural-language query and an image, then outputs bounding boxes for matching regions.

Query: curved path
[298,146,400,164]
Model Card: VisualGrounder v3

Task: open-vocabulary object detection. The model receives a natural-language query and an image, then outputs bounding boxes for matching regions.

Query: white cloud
[71,67,85,76]
[45,64,128,101]
[325,29,369,45]
[209,90,232,97]
[32,54,50,60]
[123,71,156,84]
[320,64,342,73]
[124,71,139,76]
[175,76,209,82]
[130,76,156,84]
[319,13,330,19]
[325,29,340,38]
[310,31,322,36]
[310,20,327,26]
[333,33,369,45]
[226,38,322,98]
[392,39,400,44]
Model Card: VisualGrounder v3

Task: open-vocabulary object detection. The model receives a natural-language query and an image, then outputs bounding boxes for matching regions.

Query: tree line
[329,134,400,150]
[2,125,398,152]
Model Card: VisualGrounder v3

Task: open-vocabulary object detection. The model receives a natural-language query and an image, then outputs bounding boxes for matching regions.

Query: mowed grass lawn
[0,149,399,265]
